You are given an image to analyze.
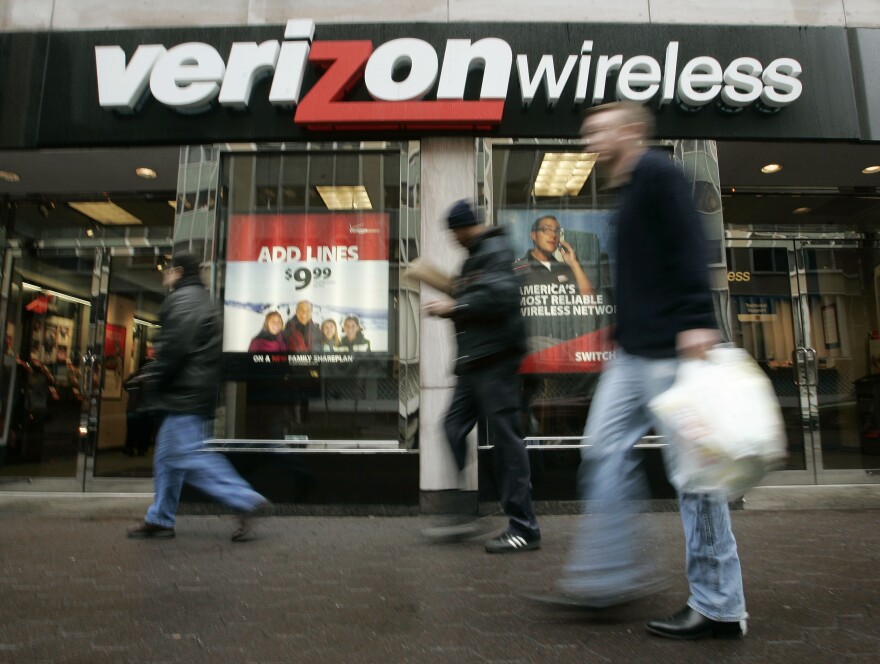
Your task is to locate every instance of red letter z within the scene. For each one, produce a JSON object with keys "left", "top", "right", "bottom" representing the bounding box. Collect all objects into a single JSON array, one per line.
[{"left": 295, "top": 41, "right": 504, "bottom": 131}]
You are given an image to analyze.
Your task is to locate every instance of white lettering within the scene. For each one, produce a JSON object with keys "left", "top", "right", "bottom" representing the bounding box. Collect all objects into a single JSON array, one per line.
[
  {"left": 616, "top": 55, "right": 661, "bottom": 102},
  {"left": 218, "top": 41, "right": 281, "bottom": 109},
  {"left": 660, "top": 41, "right": 679, "bottom": 107},
  {"left": 592, "top": 54, "right": 623, "bottom": 105},
  {"left": 437, "top": 38, "right": 512, "bottom": 100},
  {"left": 269, "top": 20, "right": 314, "bottom": 108},
  {"left": 95, "top": 45, "right": 166, "bottom": 112},
  {"left": 721, "top": 57, "right": 764, "bottom": 108},
  {"left": 573, "top": 41, "right": 593, "bottom": 104},
  {"left": 677, "top": 56, "right": 723, "bottom": 107},
  {"left": 761, "top": 57, "right": 803, "bottom": 108},
  {"left": 94, "top": 25, "right": 804, "bottom": 117},
  {"left": 517, "top": 54, "right": 578, "bottom": 108},
  {"left": 365, "top": 38, "right": 438, "bottom": 101},
  {"left": 150, "top": 42, "right": 225, "bottom": 112}
]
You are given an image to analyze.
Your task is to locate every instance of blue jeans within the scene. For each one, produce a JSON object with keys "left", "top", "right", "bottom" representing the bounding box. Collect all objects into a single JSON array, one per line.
[
  {"left": 560, "top": 349, "right": 746, "bottom": 621},
  {"left": 145, "top": 414, "right": 266, "bottom": 528}
]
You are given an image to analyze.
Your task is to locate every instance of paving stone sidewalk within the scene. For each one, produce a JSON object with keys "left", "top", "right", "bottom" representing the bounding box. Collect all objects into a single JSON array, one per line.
[{"left": 0, "top": 500, "right": 878, "bottom": 663}]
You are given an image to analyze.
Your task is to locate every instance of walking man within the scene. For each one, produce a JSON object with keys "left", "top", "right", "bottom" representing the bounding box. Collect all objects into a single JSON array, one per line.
[
  {"left": 422, "top": 199, "right": 541, "bottom": 553},
  {"left": 128, "top": 251, "right": 269, "bottom": 542},
  {"left": 537, "top": 102, "right": 748, "bottom": 639}
]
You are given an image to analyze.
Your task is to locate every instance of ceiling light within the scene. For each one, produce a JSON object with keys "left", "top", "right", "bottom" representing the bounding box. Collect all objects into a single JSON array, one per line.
[
  {"left": 0, "top": 170, "right": 21, "bottom": 182},
  {"left": 316, "top": 186, "right": 373, "bottom": 210},
  {"left": 68, "top": 201, "right": 142, "bottom": 225},
  {"left": 534, "top": 152, "right": 598, "bottom": 197},
  {"left": 761, "top": 163, "right": 782, "bottom": 174},
  {"left": 167, "top": 200, "right": 177, "bottom": 209},
  {"left": 135, "top": 167, "right": 157, "bottom": 179},
  {"left": 21, "top": 283, "right": 91, "bottom": 306},
  {"left": 793, "top": 207, "right": 811, "bottom": 214},
  {"left": 862, "top": 165, "right": 880, "bottom": 174}
]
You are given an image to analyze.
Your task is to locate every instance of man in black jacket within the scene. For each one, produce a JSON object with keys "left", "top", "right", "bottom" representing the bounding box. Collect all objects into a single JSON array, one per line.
[
  {"left": 423, "top": 200, "right": 541, "bottom": 553},
  {"left": 128, "top": 251, "right": 268, "bottom": 541}
]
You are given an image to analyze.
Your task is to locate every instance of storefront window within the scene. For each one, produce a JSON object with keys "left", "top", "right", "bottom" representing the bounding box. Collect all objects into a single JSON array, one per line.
[
  {"left": 215, "top": 143, "right": 419, "bottom": 449},
  {"left": 485, "top": 140, "right": 618, "bottom": 439}
]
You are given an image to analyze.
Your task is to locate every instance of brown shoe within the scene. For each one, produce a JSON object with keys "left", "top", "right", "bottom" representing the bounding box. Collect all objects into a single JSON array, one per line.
[
  {"left": 231, "top": 501, "right": 271, "bottom": 542},
  {"left": 127, "top": 522, "right": 175, "bottom": 539}
]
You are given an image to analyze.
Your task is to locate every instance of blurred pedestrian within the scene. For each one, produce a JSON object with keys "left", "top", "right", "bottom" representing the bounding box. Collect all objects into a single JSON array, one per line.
[
  {"left": 531, "top": 102, "right": 747, "bottom": 639},
  {"left": 127, "top": 251, "right": 269, "bottom": 542},
  {"left": 422, "top": 199, "right": 541, "bottom": 553}
]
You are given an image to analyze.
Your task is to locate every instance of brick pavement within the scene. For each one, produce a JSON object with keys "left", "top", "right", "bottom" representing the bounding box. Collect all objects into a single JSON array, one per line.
[{"left": 0, "top": 502, "right": 878, "bottom": 663}]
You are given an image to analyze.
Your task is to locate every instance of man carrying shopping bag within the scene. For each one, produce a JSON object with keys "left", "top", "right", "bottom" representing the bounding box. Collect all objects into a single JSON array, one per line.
[{"left": 530, "top": 102, "right": 748, "bottom": 640}]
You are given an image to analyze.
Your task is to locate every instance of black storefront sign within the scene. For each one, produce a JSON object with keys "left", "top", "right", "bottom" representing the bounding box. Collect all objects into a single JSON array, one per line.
[{"left": 0, "top": 22, "right": 866, "bottom": 148}]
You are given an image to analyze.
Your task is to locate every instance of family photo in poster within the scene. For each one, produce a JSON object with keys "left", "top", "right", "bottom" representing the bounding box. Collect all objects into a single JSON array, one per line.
[
  {"left": 223, "top": 213, "right": 390, "bottom": 367},
  {"left": 501, "top": 209, "right": 616, "bottom": 373}
]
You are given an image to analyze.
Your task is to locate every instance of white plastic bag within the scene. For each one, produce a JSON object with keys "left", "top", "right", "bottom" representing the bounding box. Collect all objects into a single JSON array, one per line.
[{"left": 648, "top": 345, "right": 788, "bottom": 499}]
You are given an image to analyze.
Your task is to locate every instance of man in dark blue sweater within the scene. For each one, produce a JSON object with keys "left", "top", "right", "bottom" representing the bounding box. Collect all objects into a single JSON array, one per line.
[{"left": 532, "top": 103, "right": 747, "bottom": 640}]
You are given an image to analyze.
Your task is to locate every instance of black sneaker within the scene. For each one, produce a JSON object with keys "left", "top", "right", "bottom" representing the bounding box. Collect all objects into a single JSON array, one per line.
[
  {"left": 484, "top": 531, "right": 541, "bottom": 554},
  {"left": 127, "top": 522, "right": 175, "bottom": 539}
]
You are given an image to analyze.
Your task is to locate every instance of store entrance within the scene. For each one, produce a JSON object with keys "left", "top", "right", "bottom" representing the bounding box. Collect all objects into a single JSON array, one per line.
[
  {"left": 726, "top": 237, "right": 880, "bottom": 484},
  {"left": 0, "top": 244, "right": 169, "bottom": 491}
]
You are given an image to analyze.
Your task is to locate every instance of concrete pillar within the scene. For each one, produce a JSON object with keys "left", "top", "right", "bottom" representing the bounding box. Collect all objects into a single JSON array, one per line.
[{"left": 418, "top": 137, "right": 479, "bottom": 514}]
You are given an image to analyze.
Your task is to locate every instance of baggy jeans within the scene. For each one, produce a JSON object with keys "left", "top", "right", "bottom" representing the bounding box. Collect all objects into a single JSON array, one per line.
[
  {"left": 145, "top": 414, "right": 266, "bottom": 528},
  {"left": 560, "top": 349, "right": 746, "bottom": 621},
  {"left": 444, "top": 357, "right": 540, "bottom": 538}
]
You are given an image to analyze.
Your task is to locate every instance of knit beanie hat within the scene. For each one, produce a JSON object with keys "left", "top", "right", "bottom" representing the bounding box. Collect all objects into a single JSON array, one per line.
[{"left": 446, "top": 199, "right": 479, "bottom": 229}]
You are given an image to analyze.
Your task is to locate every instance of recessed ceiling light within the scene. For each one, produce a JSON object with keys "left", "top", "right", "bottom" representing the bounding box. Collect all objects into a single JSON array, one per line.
[
  {"left": 862, "top": 165, "right": 880, "bottom": 174},
  {"left": 68, "top": 201, "right": 142, "bottom": 225},
  {"left": 793, "top": 207, "right": 811, "bottom": 214},
  {"left": 0, "top": 170, "right": 21, "bottom": 182},
  {"left": 316, "top": 185, "right": 373, "bottom": 210},
  {"left": 135, "top": 167, "right": 157, "bottom": 179},
  {"left": 761, "top": 164, "right": 782, "bottom": 174},
  {"left": 533, "top": 152, "right": 599, "bottom": 197}
]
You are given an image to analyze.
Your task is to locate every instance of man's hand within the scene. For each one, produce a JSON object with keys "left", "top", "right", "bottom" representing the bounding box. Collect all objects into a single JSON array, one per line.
[
  {"left": 423, "top": 298, "right": 456, "bottom": 318},
  {"left": 559, "top": 240, "right": 579, "bottom": 267},
  {"left": 676, "top": 328, "right": 721, "bottom": 359}
]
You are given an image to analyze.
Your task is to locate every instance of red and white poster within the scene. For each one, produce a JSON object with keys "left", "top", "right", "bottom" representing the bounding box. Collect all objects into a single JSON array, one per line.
[
  {"left": 503, "top": 208, "right": 617, "bottom": 374},
  {"left": 223, "top": 213, "right": 390, "bottom": 360}
]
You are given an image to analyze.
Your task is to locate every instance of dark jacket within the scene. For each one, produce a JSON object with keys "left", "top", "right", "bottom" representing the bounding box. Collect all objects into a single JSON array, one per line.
[
  {"left": 248, "top": 330, "right": 287, "bottom": 353},
  {"left": 613, "top": 149, "right": 717, "bottom": 358},
  {"left": 142, "top": 275, "right": 222, "bottom": 416},
  {"left": 284, "top": 319, "right": 321, "bottom": 352},
  {"left": 449, "top": 226, "right": 527, "bottom": 374}
]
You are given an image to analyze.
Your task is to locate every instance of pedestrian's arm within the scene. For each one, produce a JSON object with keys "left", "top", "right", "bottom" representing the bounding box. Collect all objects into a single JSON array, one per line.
[
  {"left": 446, "top": 253, "right": 520, "bottom": 324},
  {"left": 146, "top": 299, "right": 197, "bottom": 388}
]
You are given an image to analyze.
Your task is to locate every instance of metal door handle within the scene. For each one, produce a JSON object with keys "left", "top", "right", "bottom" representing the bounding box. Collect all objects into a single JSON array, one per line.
[{"left": 793, "top": 347, "right": 818, "bottom": 387}]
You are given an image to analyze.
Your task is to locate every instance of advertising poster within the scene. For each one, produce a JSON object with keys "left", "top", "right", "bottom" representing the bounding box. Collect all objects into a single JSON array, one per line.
[
  {"left": 223, "top": 213, "right": 390, "bottom": 372},
  {"left": 501, "top": 209, "right": 616, "bottom": 373},
  {"left": 103, "top": 323, "right": 126, "bottom": 398}
]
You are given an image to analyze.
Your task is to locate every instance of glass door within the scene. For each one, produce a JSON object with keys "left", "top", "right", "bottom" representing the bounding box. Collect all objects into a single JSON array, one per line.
[
  {"left": 796, "top": 240, "right": 880, "bottom": 482},
  {"left": 0, "top": 247, "right": 101, "bottom": 489},
  {"left": 0, "top": 244, "right": 168, "bottom": 491},
  {"left": 726, "top": 237, "right": 880, "bottom": 485}
]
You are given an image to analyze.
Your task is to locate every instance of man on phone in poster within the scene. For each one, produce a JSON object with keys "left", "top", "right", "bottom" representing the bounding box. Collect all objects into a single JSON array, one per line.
[{"left": 513, "top": 215, "right": 594, "bottom": 298}]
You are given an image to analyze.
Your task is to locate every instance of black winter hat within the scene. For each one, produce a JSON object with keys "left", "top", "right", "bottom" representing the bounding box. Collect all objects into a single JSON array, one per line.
[
  {"left": 446, "top": 199, "right": 479, "bottom": 229},
  {"left": 170, "top": 251, "right": 201, "bottom": 277}
]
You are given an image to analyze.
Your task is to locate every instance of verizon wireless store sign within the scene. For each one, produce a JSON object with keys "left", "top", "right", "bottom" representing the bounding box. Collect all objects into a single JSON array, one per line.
[
  {"left": 94, "top": 19, "right": 802, "bottom": 131},
  {"left": 13, "top": 21, "right": 861, "bottom": 146}
]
